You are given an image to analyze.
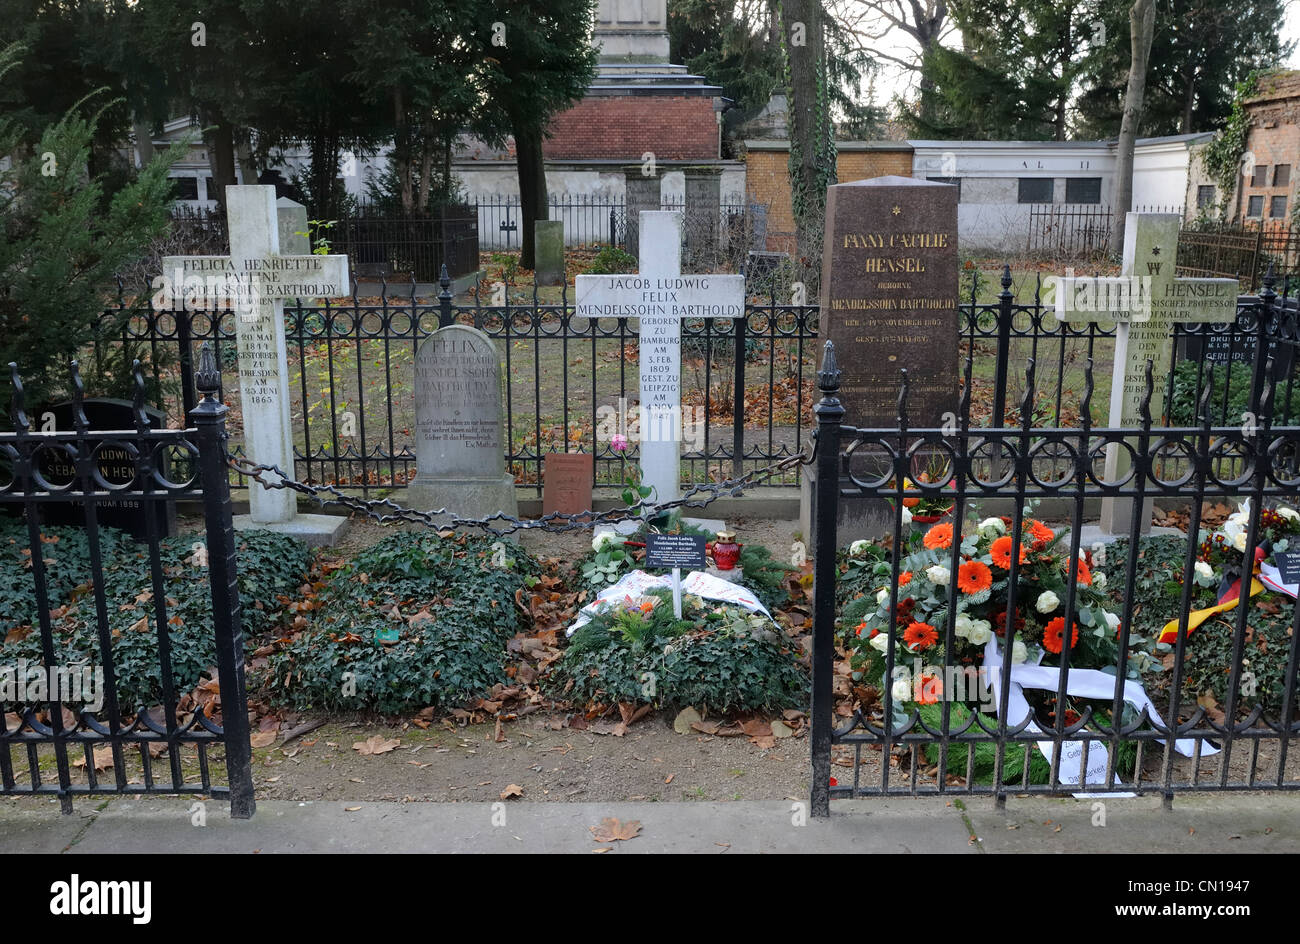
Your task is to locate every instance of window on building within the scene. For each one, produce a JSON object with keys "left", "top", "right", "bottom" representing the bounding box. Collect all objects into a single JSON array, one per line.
[
  {"left": 1275, "top": 165, "right": 1292, "bottom": 187},
  {"left": 1065, "top": 177, "right": 1102, "bottom": 204},
  {"left": 1018, "top": 178, "right": 1054, "bottom": 204},
  {"left": 927, "top": 176, "right": 962, "bottom": 201},
  {"left": 1271, "top": 195, "right": 1288, "bottom": 218},
  {"left": 1196, "top": 185, "right": 1216, "bottom": 208},
  {"left": 1247, "top": 195, "right": 1265, "bottom": 217},
  {"left": 203, "top": 177, "right": 215, "bottom": 201},
  {"left": 170, "top": 176, "right": 198, "bottom": 200},
  {"left": 1252, "top": 164, "right": 1270, "bottom": 188}
]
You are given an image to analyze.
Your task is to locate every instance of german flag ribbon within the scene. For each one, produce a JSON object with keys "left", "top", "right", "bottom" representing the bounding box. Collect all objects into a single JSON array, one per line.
[{"left": 1159, "top": 565, "right": 1267, "bottom": 644}]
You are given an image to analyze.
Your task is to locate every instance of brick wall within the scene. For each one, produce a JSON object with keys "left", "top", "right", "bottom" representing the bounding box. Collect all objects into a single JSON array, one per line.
[
  {"left": 744, "top": 145, "right": 914, "bottom": 250},
  {"left": 1242, "top": 76, "right": 1300, "bottom": 226},
  {"left": 544, "top": 96, "right": 718, "bottom": 161}
]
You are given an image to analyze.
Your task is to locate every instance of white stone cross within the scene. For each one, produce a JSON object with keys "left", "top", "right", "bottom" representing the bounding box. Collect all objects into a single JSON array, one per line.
[
  {"left": 574, "top": 211, "right": 744, "bottom": 504},
  {"left": 162, "top": 185, "right": 349, "bottom": 527},
  {"left": 1053, "top": 212, "right": 1239, "bottom": 533}
]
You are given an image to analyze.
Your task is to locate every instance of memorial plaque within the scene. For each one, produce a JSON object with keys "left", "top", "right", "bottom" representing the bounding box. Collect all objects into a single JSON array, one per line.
[
  {"left": 37, "top": 399, "right": 176, "bottom": 539},
  {"left": 406, "top": 324, "right": 518, "bottom": 520},
  {"left": 542, "top": 452, "right": 594, "bottom": 516},
  {"left": 1179, "top": 324, "right": 1295, "bottom": 378},
  {"left": 819, "top": 176, "right": 958, "bottom": 428},
  {"left": 644, "top": 533, "right": 707, "bottom": 570}
]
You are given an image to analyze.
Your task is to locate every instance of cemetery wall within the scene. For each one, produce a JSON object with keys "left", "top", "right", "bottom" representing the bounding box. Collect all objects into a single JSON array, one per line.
[
  {"left": 1238, "top": 74, "right": 1300, "bottom": 225},
  {"left": 742, "top": 141, "right": 914, "bottom": 250},
  {"left": 543, "top": 95, "right": 718, "bottom": 160}
]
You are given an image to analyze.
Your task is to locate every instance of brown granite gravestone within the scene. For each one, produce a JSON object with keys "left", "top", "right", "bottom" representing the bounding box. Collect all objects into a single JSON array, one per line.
[
  {"left": 801, "top": 176, "right": 960, "bottom": 545},
  {"left": 819, "top": 176, "right": 959, "bottom": 427},
  {"left": 542, "top": 452, "right": 593, "bottom": 516}
]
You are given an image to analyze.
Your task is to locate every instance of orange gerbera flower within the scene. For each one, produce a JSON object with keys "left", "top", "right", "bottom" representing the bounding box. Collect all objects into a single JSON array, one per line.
[
  {"left": 903, "top": 621, "right": 939, "bottom": 649},
  {"left": 1027, "top": 519, "right": 1055, "bottom": 549},
  {"left": 1072, "top": 555, "right": 1092, "bottom": 586},
  {"left": 899, "top": 570, "right": 912, "bottom": 587},
  {"left": 989, "top": 535, "right": 1029, "bottom": 569},
  {"left": 916, "top": 672, "right": 943, "bottom": 705},
  {"left": 855, "top": 621, "right": 866, "bottom": 637},
  {"left": 1042, "top": 616, "right": 1079, "bottom": 654},
  {"left": 923, "top": 522, "right": 954, "bottom": 550},
  {"left": 957, "top": 559, "right": 993, "bottom": 594}
]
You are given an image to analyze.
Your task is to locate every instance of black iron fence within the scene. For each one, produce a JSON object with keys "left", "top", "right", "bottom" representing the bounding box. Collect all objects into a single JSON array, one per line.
[
  {"left": 1178, "top": 222, "right": 1300, "bottom": 293},
  {"left": 85, "top": 265, "right": 1300, "bottom": 497},
  {"left": 0, "top": 353, "right": 255, "bottom": 817},
  {"left": 808, "top": 324, "right": 1300, "bottom": 814},
  {"left": 1027, "top": 204, "right": 1185, "bottom": 259}
]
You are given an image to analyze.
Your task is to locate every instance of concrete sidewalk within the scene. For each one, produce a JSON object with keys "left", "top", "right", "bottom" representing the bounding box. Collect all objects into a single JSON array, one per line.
[{"left": 3, "top": 793, "right": 1298, "bottom": 853}]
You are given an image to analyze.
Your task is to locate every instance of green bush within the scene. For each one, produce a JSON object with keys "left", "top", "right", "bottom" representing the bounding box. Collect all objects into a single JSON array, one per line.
[
  {"left": 1168, "top": 359, "right": 1300, "bottom": 427},
  {"left": 549, "top": 588, "right": 807, "bottom": 713},
  {"left": 0, "top": 521, "right": 311, "bottom": 710},
  {"left": 582, "top": 245, "right": 637, "bottom": 275},
  {"left": 266, "top": 532, "right": 538, "bottom": 714}
]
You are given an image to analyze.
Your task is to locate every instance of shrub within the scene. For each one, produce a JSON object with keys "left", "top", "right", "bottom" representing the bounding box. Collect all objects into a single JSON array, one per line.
[
  {"left": 582, "top": 245, "right": 637, "bottom": 275},
  {"left": 0, "top": 521, "right": 311, "bottom": 710},
  {"left": 265, "top": 532, "right": 538, "bottom": 714},
  {"left": 549, "top": 588, "right": 807, "bottom": 713}
]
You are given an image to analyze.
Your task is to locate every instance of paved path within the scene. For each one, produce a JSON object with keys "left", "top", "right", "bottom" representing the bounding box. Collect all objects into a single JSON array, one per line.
[{"left": 3, "top": 793, "right": 1297, "bottom": 853}]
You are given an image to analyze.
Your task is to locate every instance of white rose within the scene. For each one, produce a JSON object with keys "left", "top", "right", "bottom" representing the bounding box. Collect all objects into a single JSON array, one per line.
[
  {"left": 876, "top": 588, "right": 890, "bottom": 607},
  {"left": 1104, "top": 611, "right": 1121, "bottom": 631},
  {"left": 850, "top": 539, "right": 870, "bottom": 555},
  {"left": 1093, "top": 572, "right": 1106, "bottom": 589},
  {"left": 890, "top": 676, "right": 912, "bottom": 702},
  {"left": 1194, "top": 560, "right": 1213, "bottom": 580},
  {"left": 1278, "top": 506, "right": 1299, "bottom": 521},
  {"left": 869, "top": 633, "right": 890, "bottom": 653},
  {"left": 926, "top": 564, "right": 951, "bottom": 586},
  {"left": 592, "top": 531, "right": 618, "bottom": 552},
  {"left": 954, "top": 615, "right": 973, "bottom": 639},
  {"left": 979, "top": 517, "right": 1006, "bottom": 536},
  {"left": 1233, "top": 531, "right": 1248, "bottom": 552},
  {"left": 968, "top": 621, "right": 993, "bottom": 645},
  {"left": 1011, "top": 641, "right": 1028, "bottom": 664},
  {"left": 901, "top": 505, "right": 913, "bottom": 527},
  {"left": 1036, "top": 590, "right": 1060, "bottom": 614}
]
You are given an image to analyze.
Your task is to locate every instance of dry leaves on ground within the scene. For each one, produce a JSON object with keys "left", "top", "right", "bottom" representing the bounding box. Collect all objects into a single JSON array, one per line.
[
  {"left": 353, "top": 735, "right": 401, "bottom": 755},
  {"left": 590, "top": 817, "right": 641, "bottom": 842}
]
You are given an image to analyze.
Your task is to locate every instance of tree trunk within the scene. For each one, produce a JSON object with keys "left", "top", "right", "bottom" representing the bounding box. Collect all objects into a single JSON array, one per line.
[
  {"left": 395, "top": 87, "right": 414, "bottom": 213},
  {"left": 235, "top": 138, "right": 259, "bottom": 187},
  {"left": 1110, "top": 0, "right": 1156, "bottom": 257},
  {"left": 203, "top": 115, "right": 239, "bottom": 211},
  {"left": 514, "top": 122, "right": 549, "bottom": 270},
  {"left": 418, "top": 146, "right": 433, "bottom": 212},
  {"left": 780, "top": 0, "right": 835, "bottom": 274},
  {"left": 1181, "top": 68, "right": 1197, "bottom": 134}
]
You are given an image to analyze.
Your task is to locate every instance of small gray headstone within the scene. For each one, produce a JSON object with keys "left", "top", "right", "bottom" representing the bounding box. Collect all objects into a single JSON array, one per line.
[
  {"left": 534, "top": 220, "right": 564, "bottom": 287},
  {"left": 277, "top": 197, "right": 310, "bottom": 255},
  {"left": 407, "top": 325, "right": 518, "bottom": 522}
]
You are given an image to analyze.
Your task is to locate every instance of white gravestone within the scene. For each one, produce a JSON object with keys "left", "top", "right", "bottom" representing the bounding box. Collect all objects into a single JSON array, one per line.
[
  {"left": 405, "top": 325, "right": 518, "bottom": 523},
  {"left": 1053, "top": 212, "right": 1239, "bottom": 535},
  {"left": 162, "top": 185, "right": 350, "bottom": 545},
  {"left": 574, "top": 211, "right": 744, "bottom": 506}
]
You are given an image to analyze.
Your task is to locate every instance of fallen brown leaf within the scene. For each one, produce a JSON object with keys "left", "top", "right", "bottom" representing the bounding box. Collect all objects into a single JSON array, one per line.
[
  {"left": 353, "top": 735, "right": 400, "bottom": 755},
  {"left": 589, "top": 817, "right": 641, "bottom": 842}
]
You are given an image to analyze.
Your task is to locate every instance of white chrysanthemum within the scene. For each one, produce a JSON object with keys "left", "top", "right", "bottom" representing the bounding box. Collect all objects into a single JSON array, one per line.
[
  {"left": 1036, "top": 590, "right": 1060, "bottom": 614},
  {"left": 850, "top": 539, "right": 870, "bottom": 555},
  {"left": 1194, "top": 560, "right": 1213, "bottom": 579},
  {"left": 926, "top": 564, "right": 951, "bottom": 586},
  {"left": 592, "top": 531, "right": 619, "bottom": 552},
  {"left": 979, "top": 517, "right": 1006, "bottom": 537}
]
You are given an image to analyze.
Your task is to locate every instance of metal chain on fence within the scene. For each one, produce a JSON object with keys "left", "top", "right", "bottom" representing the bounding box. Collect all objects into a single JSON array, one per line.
[{"left": 228, "top": 448, "right": 815, "bottom": 537}]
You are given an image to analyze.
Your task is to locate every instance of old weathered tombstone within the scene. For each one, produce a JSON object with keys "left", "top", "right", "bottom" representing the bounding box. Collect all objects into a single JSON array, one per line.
[
  {"left": 574, "top": 210, "right": 745, "bottom": 505},
  {"left": 37, "top": 399, "right": 177, "bottom": 539},
  {"left": 406, "top": 324, "right": 518, "bottom": 522},
  {"left": 276, "top": 197, "right": 310, "bottom": 255},
  {"left": 1053, "top": 212, "right": 1239, "bottom": 536},
  {"left": 542, "top": 452, "right": 594, "bottom": 516},
  {"left": 800, "top": 176, "right": 960, "bottom": 544},
  {"left": 623, "top": 165, "right": 663, "bottom": 259},
  {"left": 534, "top": 220, "right": 565, "bottom": 287},
  {"left": 162, "top": 184, "right": 351, "bottom": 546}
]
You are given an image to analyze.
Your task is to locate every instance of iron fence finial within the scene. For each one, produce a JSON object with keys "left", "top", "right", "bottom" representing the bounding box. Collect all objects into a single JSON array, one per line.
[
  {"left": 817, "top": 340, "right": 841, "bottom": 393},
  {"left": 1082, "top": 358, "right": 1094, "bottom": 429},
  {"left": 68, "top": 360, "right": 88, "bottom": 432},
  {"left": 131, "top": 359, "right": 149, "bottom": 431},
  {"left": 1197, "top": 363, "right": 1215, "bottom": 428},
  {"left": 1019, "top": 358, "right": 1037, "bottom": 428},
  {"left": 196, "top": 342, "right": 221, "bottom": 397},
  {"left": 1139, "top": 359, "right": 1155, "bottom": 426},
  {"left": 8, "top": 362, "right": 28, "bottom": 433},
  {"left": 897, "top": 367, "right": 910, "bottom": 430}
]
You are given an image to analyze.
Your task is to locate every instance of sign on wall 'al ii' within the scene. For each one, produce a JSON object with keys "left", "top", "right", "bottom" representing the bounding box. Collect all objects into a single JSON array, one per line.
[{"left": 820, "top": 176, "right": 959, "bottom": 429}]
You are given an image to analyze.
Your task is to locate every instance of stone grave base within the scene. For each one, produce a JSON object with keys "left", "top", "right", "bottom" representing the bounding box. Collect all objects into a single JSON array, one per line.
[
  {"left": 800, "top": 466, "right": 898, "bottom": 548},
  {"left": 1078, "top": 522, "right": 1184, "bottom": 547},
  {"left": 405, "top": 474, "right": 518, "bottom": 525},
  {"left": 234, "top": 513, "right": 351, "bottom": 548}
]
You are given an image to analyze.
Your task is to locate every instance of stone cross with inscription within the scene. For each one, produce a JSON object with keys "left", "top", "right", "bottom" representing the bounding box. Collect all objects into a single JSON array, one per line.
[
  {"left": 163, "top": 186, "right": 350, "bottom": 543},
  {"left": 1054, "top": 212, "right": 1239, "bottom": 534},
  {"left": 574, "top": 211, "right": 744, "bottom": 504}
]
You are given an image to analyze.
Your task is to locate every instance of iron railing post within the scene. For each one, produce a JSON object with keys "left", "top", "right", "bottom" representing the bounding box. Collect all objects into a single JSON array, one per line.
[
  {"left": 190, "top": 343, "right": 256, "bottom": 819},
  {"left": 1251, "top": 263, "right": 1277, "bottom": 420},
  {"left": 810, "top": 340, "right": 844, "bottom": 818},
  {"left": 732, "top": 306, "right": 747, "bottom": 480},
  {"left": 439, "top": 264, "right": 454, "bottom": 328},
  {"left": 993, "top": 264, "right": 1014, "bottom": 428}
]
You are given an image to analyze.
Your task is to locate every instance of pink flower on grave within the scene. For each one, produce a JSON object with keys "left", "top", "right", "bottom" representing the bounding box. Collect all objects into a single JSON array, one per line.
[{"left": 610, "top": 433, "right": 629, "bottom": 452}]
